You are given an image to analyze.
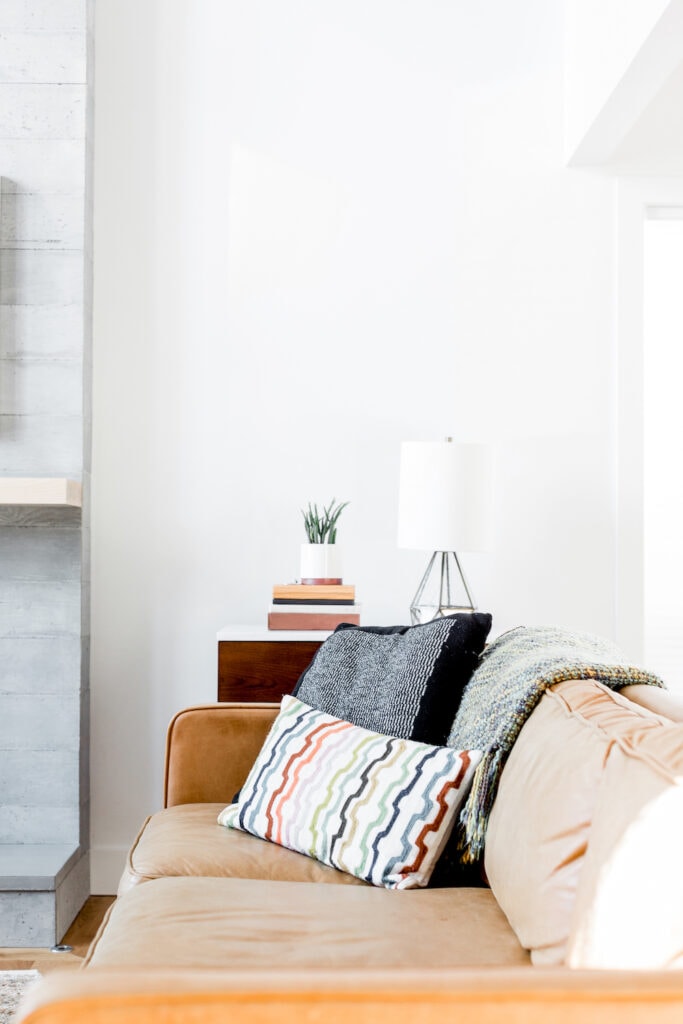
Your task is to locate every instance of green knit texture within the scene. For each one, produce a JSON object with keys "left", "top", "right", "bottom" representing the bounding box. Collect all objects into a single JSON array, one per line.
[{"left": 447, "top": 625, "right": 665, "bottom": 864}]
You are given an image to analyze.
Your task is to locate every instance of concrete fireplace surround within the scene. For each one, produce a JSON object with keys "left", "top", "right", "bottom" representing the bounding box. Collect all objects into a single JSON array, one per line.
[{"left": 0, "top": 0, "right": 94, "bottom": 945}]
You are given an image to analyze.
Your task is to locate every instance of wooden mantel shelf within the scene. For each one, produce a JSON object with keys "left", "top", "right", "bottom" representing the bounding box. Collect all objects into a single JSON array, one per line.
[{"left": 0, "top": 477, "right": 82, "bottom": 507}]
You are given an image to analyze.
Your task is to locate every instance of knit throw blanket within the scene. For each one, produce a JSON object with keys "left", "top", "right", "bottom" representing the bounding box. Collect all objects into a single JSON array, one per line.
[{"left": 447, "top": 625, "right": 665, "bottom": 864}]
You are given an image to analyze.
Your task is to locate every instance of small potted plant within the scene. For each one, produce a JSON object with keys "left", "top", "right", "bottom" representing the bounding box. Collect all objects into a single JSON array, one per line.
[{"left": 300, "top": 499, "right": 349, "bottom": 584}]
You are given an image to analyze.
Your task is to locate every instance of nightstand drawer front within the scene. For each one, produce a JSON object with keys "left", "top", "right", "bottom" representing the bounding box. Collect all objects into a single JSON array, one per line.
[{"left": 217, "top": 640, "right": 322, "bottom": 702}]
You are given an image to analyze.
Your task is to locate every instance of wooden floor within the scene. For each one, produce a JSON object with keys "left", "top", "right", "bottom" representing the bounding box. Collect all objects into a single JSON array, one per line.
[{"left": 0, "top": 896, "right": 115, "bottom": 974}]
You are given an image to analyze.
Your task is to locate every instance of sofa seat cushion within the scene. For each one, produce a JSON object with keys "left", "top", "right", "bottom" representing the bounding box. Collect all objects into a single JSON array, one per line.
[
  {"left": 90, "top": 876, "right": 530, "bottom": 970},
  {"left": 118, "top": 804, "right": 368, "bottom": 895}
]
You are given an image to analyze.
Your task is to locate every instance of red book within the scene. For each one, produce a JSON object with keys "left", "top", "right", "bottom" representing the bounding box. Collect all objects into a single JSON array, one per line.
[{"left": 267, "top": 611, "right": 361, "bottom": 631}]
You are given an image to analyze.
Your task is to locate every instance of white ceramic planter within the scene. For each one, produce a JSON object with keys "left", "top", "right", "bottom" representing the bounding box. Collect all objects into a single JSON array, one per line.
[{"left": 300, "top": 543, "right": 342, "bottom": 584}]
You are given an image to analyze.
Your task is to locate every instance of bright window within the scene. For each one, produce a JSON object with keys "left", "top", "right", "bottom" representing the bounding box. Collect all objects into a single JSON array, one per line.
[{"left": 643, "top": 212, "right": 683, "bottom": 693}]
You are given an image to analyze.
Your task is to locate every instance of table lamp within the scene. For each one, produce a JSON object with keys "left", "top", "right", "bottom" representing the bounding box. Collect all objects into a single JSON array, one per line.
[{"left": 397, "top": 438, "right": 493, "bottom": 624}]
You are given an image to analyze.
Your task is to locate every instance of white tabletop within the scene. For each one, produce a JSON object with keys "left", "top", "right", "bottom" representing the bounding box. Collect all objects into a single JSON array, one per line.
[{"left": 217, "top": 625, "right": 332, "bottom": 642}]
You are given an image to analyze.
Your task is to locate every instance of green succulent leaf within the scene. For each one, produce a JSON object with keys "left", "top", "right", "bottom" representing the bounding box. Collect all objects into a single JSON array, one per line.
[{"left": 301, "top": 498, "right": 349, "bottom": 544}]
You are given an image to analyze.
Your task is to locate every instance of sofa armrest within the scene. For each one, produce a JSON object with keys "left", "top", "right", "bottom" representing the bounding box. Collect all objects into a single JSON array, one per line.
[
  {"left": 17, "top": 967, "right": 683, "bottom": 1024},
  {"left": 163, "top": 702, "right": 278, "bottom": 807}
]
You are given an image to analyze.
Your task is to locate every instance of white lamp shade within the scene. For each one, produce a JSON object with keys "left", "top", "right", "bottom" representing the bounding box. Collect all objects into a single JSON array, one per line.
[{"left": 397, "top": 441, "right": 493, "bottom": 553}]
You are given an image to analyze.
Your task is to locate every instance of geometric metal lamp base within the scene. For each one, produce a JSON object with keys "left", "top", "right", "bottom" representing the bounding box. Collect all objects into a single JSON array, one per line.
[{"left": 409, "top": 550, "right": 477, "bottom": 626}]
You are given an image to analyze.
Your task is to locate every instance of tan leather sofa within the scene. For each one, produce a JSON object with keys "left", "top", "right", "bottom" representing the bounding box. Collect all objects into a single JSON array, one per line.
[{"left": 18, "top": 679, "right": 683, "bottom": 1024}]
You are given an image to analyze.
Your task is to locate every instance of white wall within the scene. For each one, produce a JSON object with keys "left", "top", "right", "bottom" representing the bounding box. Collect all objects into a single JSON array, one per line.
[
  {"left": 564, "top": 0, "right": 683, "bottom": 165},
  {"left": 91, "top": 0, "right": 617, "bottom": 892},
  {"left": 564, "top": 0, "right": 668, "bottom": 158}
]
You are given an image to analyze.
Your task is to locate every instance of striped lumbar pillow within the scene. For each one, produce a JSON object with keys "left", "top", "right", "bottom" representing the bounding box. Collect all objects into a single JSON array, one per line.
[{"left": 218, "top": 695, "right": 481, "bottom": 890}]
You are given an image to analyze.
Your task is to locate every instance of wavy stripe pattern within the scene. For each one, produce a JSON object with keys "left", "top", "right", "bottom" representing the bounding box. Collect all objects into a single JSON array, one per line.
[{"left": 218, "top": 695, "right": 481, "bottom": 890}]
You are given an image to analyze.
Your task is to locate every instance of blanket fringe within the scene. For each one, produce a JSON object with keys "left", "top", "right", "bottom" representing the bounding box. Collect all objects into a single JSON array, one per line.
[{"left": 457, "top": 746, "right": 505, "bottom": 865}]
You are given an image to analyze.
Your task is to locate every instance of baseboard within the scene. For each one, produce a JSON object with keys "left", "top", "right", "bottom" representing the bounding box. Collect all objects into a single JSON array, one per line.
[{"left": 89, "top": 845, "right": 128, "bottom": 895}]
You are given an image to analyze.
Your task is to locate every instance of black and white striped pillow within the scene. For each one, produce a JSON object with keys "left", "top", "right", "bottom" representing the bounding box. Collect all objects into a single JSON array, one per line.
[{"left": 294, "top": 613, "right": 492, "bottom": 746}]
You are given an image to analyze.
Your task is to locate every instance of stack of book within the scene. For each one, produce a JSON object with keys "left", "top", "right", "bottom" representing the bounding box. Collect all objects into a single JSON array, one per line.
[{"left": 268, "top": 583, "right": 361, "bottom": 631}]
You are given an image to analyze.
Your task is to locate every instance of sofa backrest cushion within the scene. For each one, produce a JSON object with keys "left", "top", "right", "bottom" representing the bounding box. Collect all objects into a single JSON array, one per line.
[
  {"left": 218, "top": 694, "right": 481, "bottom": 890},
  {"left": 484, "top": 678, "right": 669, "bottom": 966},
  {"left": 566, "top": 714, "right": 683, "bottom": 969},
  {"left": 164, "top": 703, "right": 279, "bottom": 807}
]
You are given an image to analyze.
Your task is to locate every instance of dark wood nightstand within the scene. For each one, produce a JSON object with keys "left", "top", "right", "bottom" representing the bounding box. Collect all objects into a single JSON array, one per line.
[{"left": 216, "top": 626, "right": 330, "bottom": 702}]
